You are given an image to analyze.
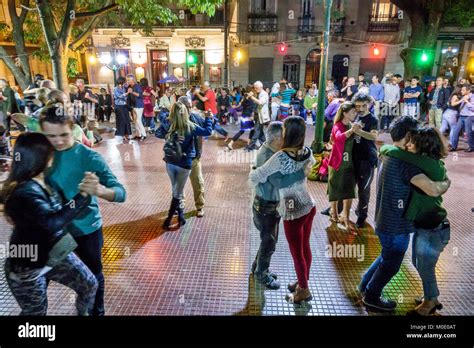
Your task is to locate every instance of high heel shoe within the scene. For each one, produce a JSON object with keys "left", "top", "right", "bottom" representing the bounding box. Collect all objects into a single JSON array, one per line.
[
  {"left": 407, "top": 305, "right": 439, "bottom": 316},
  {"left": 339, "top": 216, "right": 357, "bottom": 235},
  {"left": 414, "top": 297, "right": 443, "bottom": 310}
]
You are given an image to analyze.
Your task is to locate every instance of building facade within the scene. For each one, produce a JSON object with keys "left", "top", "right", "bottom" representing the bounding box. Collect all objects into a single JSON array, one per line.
[
  {"left": 89, "top": 8, "right": 227, "bottom": 90},
  {"left": 229, "top": 0, "right": 410, "bottom": 89},
  {"left": 228, "top": 0, "right": 474, "bottom": 89}
]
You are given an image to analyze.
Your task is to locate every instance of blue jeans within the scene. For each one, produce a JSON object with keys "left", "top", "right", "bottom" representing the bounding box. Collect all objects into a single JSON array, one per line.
[
  {"left": 412, "top": 222, "right": 450, "bottom": 300},
  {"left": 212, "top": 114, "right": 228, "bottom": 137},
  {"left": 440, "top": 109, "right": 458, "bottom": 146},
  {"left": 452, "top": 115, "right": 474, "bottom": 150},
  {"left": 166, "top": 163, "right": 191, "bottom": 200},
  {"left": 359, "top": 231, "right": 411, "bottom": 299}
]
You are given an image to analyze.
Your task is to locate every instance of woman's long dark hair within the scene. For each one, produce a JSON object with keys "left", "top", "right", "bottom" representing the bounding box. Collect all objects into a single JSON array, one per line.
[
  {"left": 1, "top": 132, "right": 54, "bottom": 206},
  {"left": 140, "top": 78, "right": 149, "bottom": 88},
  {"left": 116, "top": 76, "right": 126, "bottom": 87},
  {"left": 409, "top": 127, "right": 448, "bottom": 160},
  {"left": 281, "top": 116, "right": 306, "bottom": 152}
]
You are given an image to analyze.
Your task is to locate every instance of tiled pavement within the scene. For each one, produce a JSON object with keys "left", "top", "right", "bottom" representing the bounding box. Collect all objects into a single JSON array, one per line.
[{"left": 0, "top": 123, "right": 473, "bottom": 316}]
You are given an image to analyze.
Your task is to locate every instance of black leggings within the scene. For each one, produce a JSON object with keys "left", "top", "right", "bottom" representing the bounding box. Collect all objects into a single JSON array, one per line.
[{"left": 232, "top": 129, "right": 254, "bottom": 142}]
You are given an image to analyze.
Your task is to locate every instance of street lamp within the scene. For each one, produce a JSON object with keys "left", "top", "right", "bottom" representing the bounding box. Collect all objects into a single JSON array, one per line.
[{"left": 99, "top": 51, "right": 128, "bottom": 84}]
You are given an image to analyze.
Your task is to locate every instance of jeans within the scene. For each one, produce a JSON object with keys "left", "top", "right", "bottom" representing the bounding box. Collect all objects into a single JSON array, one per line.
[
  {"left": 4, "top": 253, "right": 98, "bottom": 316},
  {"left": 283, "top": 207, "right": 316, "bottom": 289},
  {"left": 247, "top": 118, "right": 266, "bottom": 149},
  {"left": 359, "top": 231, "right": 411, "bottom": 299},
  {"left": 354, "top": 160, "right": 375, "bottom": 221},
  {"left": 404, "top": 103, "right": 420, "bottom": 119},
  {"left": 212, "top": 114, "right": 228, "bottom": 137},
  {"left": 412, "top": 221, "right": 450, "bottom": 300},
  {"left": 380, "top": 103, "right": 398, "bottom": 130},
  {"left": 189, "top": 158, "right": 205, "bottom": 210},
  {"left": 440, "top": 109, "right": 458, "bottom": 146},
  {"left": 74, "top": 228, "right": 105, "bottom": 316},
  {"left": 252, "top": 199, "right": 281, "bottom": 281},
  {"left": 166, "top": 162, "right": 191, "bottom": 200},
  {"left": 452, "top": 115, "right": 474, "bottom": 150}
]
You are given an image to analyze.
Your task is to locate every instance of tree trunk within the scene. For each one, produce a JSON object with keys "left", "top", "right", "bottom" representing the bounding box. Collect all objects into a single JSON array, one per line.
[
  {"left": 401, "top": 14, "right": 442, "bottom": 79},
  {"left": 392, "top": 0, "right": 445, "bottom": 79},
  {"left": 52, "top": 51, "right": 69, "bottom": 92}
]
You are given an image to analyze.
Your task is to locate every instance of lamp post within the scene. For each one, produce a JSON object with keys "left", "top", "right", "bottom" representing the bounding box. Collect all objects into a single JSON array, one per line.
[
  {"left": 99, "top": 50, "right": 128, "bottom": 85},
  {"left": 311, "top": 0, "right": 333, "bottom": 154}
]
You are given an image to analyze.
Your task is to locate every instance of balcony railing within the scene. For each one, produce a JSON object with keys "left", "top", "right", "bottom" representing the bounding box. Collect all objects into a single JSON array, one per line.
[
  {"left": 297, "top": 17, "right": 345, "bottom": 35},
  {"left": 368, "top": 14, "right": 400, "bottom": 32},
  {"left": 248, "top": 13, "right": 278, "bottom": 32}
]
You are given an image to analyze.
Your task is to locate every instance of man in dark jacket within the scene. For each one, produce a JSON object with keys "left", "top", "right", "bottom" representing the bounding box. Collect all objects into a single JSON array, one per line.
[
  {"left": 98, "top": 88, "right": 112, "bottom": 122},
  {"left": 427, "top": 77, "right": 450, "bottom": 129}
]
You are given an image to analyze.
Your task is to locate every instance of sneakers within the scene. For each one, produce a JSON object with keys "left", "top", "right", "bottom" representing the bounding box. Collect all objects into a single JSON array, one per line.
[
  {"left": 196, "top": 209, "right": 204, "bottom": 218},
  {"left": 362, "top": 295, "right": 397, "bottom": 311},
  {"left": 259, "top": 275, "right": 280, "bottom": 290}
]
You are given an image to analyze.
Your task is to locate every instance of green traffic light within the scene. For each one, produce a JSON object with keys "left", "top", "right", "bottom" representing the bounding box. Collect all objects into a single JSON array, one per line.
[
  {"left": 187, "top": 54, "right": 196, "bottom": 64},
  {"left": 421, "top": 52, "right": 428, "bottom": 62}
]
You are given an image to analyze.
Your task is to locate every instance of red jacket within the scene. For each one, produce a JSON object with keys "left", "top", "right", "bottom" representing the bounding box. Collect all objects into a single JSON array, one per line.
[{"left": 328, "top": 121, "right": 348, "bottom": 171}]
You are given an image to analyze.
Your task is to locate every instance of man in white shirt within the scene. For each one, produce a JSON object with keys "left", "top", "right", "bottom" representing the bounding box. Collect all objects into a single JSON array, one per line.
[{"left": 246, "top": 81, "right": 270, "bottom": 151}]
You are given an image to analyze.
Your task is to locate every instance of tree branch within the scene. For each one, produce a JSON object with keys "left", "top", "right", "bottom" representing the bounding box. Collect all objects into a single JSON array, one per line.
[
  {"left": 59, "top": 0, "right": 76, "bottom": 47},
  {"left": 69, "top": 16, "right": 99, "bottom": 50},
  {"left": 74, "top": 3, "right": 118, "bottom": 19},
  {"left": 35, "top": 0, "right": 59, "bottom": 53}
]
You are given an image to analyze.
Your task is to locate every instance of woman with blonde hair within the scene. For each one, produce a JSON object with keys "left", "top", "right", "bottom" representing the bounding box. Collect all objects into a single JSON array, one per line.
[
  {"left": 162, "top": 102, "right": 213, "bottom": 229},
  {"left": 327, "top": 101, "right": 360, "bottom": 232}
]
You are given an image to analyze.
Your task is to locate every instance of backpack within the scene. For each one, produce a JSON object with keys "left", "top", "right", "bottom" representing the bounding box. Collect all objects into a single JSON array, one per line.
[{"left": 163, "top": 132, "right": 183, "bottom": 164}]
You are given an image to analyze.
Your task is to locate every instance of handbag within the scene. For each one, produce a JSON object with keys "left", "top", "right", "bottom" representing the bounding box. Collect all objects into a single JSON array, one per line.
[{"left": 46, "top": 233, "right": 78, "bottom": 268}]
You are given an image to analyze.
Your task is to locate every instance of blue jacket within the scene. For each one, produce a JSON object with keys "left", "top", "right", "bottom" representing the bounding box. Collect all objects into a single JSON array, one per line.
[{"left": 163, "top": 116, "right": 212, "bottom": 169}]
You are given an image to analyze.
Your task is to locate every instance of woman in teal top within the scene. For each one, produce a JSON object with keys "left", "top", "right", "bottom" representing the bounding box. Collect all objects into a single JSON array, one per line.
[{"left": 380, "top": 127, "right": 450, "bottom": 316}]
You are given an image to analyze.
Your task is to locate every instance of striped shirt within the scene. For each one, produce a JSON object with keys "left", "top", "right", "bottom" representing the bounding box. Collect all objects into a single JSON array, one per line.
[
  {"left": 375, "top": 155, "right": 421, "bottom": 235},
  {"left": 272, "top": 88, "right": 296, "bottom": 105}
]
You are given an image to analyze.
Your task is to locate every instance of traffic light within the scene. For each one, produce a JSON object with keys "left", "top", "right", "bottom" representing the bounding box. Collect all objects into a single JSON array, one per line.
[
  {"left": 421, "top": 51, "right": 428, "bottom": 62},
  {"left": 373, "top": 45, "right": 380, "bottom": 56},
  {"left": 277, "top": 43, "right": 287, "bottom": 55},
  {"left": 187, "top": 53, "right": 197, "bottom": 64}
]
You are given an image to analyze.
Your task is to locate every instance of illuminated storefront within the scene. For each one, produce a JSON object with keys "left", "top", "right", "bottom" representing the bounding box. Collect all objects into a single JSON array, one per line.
[{"left": 88, "top": 28, "right": 225, "bottom": 90}]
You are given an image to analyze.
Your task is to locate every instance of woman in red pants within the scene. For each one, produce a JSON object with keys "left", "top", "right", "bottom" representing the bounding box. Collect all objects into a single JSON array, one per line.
[{"left": 249, "top": 116, "right": 316, "bottom": 304}]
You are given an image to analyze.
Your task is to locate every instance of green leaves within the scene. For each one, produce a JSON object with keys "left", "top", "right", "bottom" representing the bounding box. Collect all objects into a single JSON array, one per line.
[
  {"left": 67, "top": 57, "right": 80, "bottom": 78},
  {"left": 444, "top": 0, "right": 474, "bottom": 27}
]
